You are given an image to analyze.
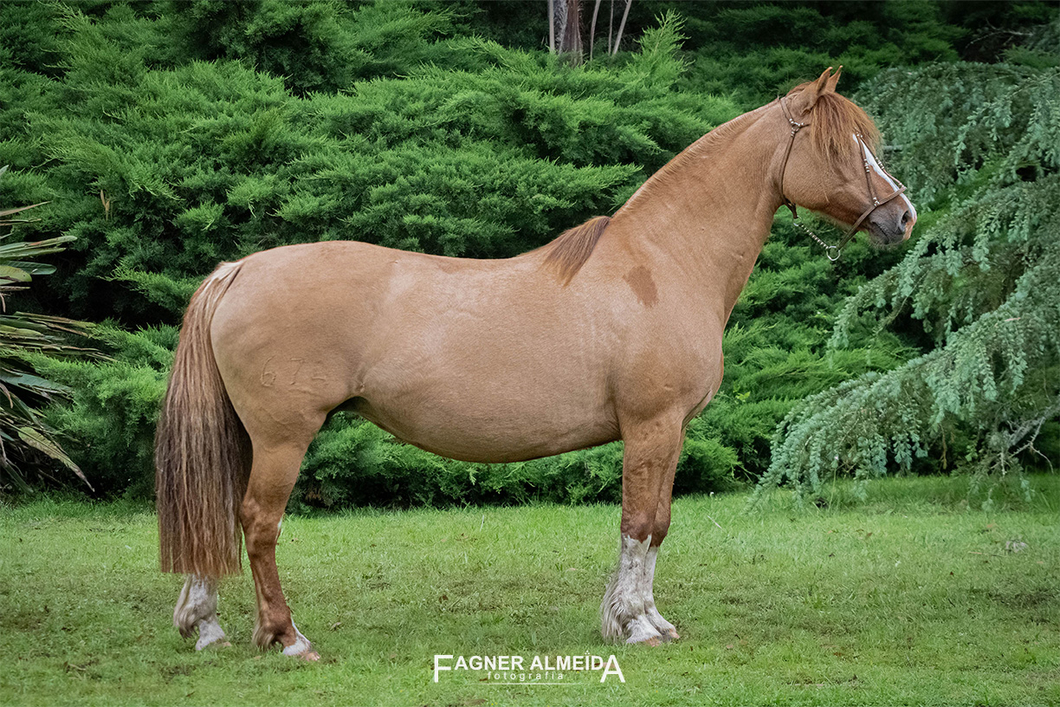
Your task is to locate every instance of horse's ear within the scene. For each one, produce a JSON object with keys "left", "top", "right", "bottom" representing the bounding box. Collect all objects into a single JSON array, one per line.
[
  {"left": 824, "top": 66, "right": 842, "bottom": 94},
  {"left": 788, "top": 66, "right": 834, "bottom": 115},
  {"left": 813, "top": 67, "right": 834, "bottom": 91}
]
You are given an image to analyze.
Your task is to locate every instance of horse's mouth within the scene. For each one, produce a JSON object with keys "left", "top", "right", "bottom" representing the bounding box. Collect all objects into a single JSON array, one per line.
[
  {"left": 865, "top": 202, "right": 916, "bottom": 247},
  {"left": 865, "top": 220, "right": 910, "bottom": 248}
]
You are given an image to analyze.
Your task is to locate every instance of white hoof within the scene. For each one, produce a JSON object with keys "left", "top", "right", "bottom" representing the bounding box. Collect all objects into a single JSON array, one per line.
[
  {"left": 646, "top": 606, "right": 679, "bottom": 640},
  {"left": 281, "top": 624, "right": 319, "bottom": 661},
  {"left": 194, "top": 616, "right": 229, "bottom": 650},
  {"left": 625, "top": 615, "right": 663, "bottom": 645},
  {"left": 174, "top": 575, "right": 230, "bottom": 649}
]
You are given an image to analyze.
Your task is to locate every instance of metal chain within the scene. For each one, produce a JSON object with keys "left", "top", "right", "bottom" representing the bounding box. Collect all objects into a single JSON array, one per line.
[
  {"left": 778, "top": 97, "right": 840, "bottom": 262},
  {"left": 779, "top": 101, "right": 902, "bottom": 263},
  {"left": 791, "top": 216, "right": 841, "bottom": 261}
]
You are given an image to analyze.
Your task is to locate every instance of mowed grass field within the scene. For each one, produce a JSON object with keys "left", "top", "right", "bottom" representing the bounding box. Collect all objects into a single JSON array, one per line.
[{"left": 1, "top": 475, "right": 1058, "bottom": 707}]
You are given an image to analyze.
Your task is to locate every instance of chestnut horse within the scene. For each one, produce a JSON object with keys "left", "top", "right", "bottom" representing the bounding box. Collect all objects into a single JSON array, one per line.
[{"left": 157, "top": 68, "right": 916, "bottom": 659}]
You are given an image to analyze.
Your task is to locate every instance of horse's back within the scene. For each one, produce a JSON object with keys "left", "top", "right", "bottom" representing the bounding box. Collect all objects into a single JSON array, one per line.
[{"left": 208, "top": 240, "right": 621, "bottom": 460}]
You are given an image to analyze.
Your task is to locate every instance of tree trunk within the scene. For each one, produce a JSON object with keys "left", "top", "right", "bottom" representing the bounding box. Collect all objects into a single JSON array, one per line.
[
  {"left": 563, "top": 0, "right": 583, "bottom": 62},
  {"left": 608, "top": 0, "right": 614, "bottom": 54},
  {"left": 612, "top": 0, "right": 632, "bottom": 55},
  {"left": 549, "top": 0, "right": 583, "bottom": 61},
  {"left": 589, "top": 0, "right": 602, "bottom": 60},
  {"left": 548, "top": 0, "right": 556, "bottom": 52}
]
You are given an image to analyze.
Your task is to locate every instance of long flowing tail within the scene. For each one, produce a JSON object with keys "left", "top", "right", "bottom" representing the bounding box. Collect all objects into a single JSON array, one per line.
[{"left": 156, "top": 261, "right": 250, "bottom": 577}]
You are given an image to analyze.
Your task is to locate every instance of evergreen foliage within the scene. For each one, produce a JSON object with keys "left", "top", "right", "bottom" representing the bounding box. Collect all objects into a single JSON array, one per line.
[
  {"left": 461, "top": 1, "right": 1055, "bottom": 103},
  {"left": 676, "top": 1, "right": 963, "bottom": 104},
  {"left": 758, "top": 62, "right": 1060, "bottom": 506},
  {"left": 0, "top": 1, "right": 1054, "bottom": 506},
  {"left": 168, "top": 0, "right": 461, "bottom": 93},
  {"left": 30, "top": 323, "right": 174, "bottom": 498},
  {"left": 0, "top": 6, "right": 730, "bottom": 322},
  {"left": 2, "top": 7, "right": 752, "bottom": 503}
]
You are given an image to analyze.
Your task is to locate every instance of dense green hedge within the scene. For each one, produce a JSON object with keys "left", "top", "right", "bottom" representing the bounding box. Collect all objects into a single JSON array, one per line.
[
  {"left": 0, "top": 1, "right": 1054, "bottom": 505},
  {"left": 3, "top": 7, "right": 747, "bottom": 503}
]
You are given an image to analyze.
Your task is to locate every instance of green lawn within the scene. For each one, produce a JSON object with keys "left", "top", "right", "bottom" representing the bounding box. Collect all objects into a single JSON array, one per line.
[{"left": 1, "top": 475, "right": 1058, "bottom": 706}]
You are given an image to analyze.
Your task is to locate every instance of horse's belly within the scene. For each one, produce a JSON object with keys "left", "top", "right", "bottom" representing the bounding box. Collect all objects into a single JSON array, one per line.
[{"left": 352, "top": 382, "right": 617, "bottom": 463}]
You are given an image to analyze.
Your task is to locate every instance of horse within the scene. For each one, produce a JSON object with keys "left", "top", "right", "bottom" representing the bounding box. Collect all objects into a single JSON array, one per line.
[{"left": 156, "top": 67, "right": 916, "bottom": 659}]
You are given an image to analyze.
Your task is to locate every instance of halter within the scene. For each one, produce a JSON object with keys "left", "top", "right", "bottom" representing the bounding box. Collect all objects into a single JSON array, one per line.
[{"left": 777, "top": 97, "right": 907, "bottom": 261}]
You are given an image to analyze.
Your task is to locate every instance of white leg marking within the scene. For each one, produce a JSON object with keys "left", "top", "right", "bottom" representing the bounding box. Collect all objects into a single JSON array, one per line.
[
  {"left": 195, "top": 616, "right": 227, "bottom": 651},
  {"left": 601, "top": 534, "right": 664, "bottom": 644},
  {"left": 642, "top": 546, "right": 678, "bottom": 639},
  {"left": 173, "top": 575, "right": 229, "bottom": 650},
  {"left": 281, "top": 621, "right": 315, "bottom": 658}
]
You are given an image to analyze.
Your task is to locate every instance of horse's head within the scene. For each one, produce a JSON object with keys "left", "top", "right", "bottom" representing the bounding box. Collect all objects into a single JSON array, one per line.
[{"left": 776, "top": 67, "right": 916, "bottom": 247}]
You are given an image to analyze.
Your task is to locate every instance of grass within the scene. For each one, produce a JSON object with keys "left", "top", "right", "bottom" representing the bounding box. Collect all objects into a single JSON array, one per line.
[{"left": 1, "top": 475, "right": 1058, "bottom": 706}]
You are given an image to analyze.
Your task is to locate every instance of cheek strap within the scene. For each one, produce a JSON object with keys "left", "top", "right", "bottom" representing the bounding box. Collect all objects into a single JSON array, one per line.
[{"left": 777, "top": 98, "right": 907, "bottom": 258}]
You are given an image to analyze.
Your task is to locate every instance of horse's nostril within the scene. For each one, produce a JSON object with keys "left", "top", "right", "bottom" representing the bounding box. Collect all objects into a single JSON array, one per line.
[{"left": 900, "top": 210, "right": 911, "bottom": 227}]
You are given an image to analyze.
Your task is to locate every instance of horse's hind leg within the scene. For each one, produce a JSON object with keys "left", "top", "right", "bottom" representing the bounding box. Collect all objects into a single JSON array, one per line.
[
  {"left": 174, "top": 575, "right": 230, "bottom": 650},
  {"left": 602, "top": 417, "right": 684, "bottom": 645},
  {"left": 241, "top": 438, "right": 319, "bottom": 660}
]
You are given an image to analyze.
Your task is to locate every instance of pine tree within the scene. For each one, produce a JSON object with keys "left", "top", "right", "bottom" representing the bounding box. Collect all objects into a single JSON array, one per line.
[{"left": 757, "top": 61, "right": 1060, "bottom": 506}]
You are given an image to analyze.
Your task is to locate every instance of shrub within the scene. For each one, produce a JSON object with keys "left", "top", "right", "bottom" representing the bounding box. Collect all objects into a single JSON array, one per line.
[
  {"left": 757, "top": 63, "right": 1060, "bottom": 505},
  {"left": 0, "top": 167, "right": 94, "bottom": 493}
]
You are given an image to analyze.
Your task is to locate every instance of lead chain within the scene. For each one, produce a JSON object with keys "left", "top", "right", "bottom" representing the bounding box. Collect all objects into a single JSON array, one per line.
[{"left": 792, "top": 216, "right": 840, "bottom": 262}]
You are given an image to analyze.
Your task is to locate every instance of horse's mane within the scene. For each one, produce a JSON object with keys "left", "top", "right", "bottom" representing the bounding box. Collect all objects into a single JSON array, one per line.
[
  {"left": 786, "top": 81, "right": 881, "bottom": 165},
  {"left": 529, "top": 85, "right": 877, "bottom": 286},
  {"left": 532, "top": 215, "right": 611, "bottom": 285}
]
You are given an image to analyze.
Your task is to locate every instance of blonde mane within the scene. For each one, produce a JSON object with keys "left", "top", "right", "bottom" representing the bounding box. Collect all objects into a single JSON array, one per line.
[
  {"left": 532, "top": 84, "right": 879, "bottom": 286},
  {"left": 533, "top": 215, "right": 611, "bottom": 284},
  {"left": 786, "top": 81, "right": 881, "bottom": 165}
]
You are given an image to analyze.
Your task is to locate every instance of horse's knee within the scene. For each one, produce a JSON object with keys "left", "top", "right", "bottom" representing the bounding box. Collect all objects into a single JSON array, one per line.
[
  {"left": 620, "top": 511, "right": 655, "bottom": 543},
  {"left": 619, "top": 417, "right": 684, "bottom": 545},
  {"left": 651, "top": 506, "right": 671, "bottom": 545}
]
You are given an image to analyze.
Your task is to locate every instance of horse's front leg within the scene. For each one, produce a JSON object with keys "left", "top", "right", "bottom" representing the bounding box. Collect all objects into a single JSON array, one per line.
[
  {"left": 602, "top": 416, "right": 684, "bottom": 645},
  {"left": 645, "top": 462, "right": 680, "bottom": 641}
]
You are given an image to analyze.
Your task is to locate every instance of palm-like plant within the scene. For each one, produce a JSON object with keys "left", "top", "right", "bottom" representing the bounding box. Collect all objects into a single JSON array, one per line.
[{"left": 0, "top": 165, "right": 94, "bottom": 492}]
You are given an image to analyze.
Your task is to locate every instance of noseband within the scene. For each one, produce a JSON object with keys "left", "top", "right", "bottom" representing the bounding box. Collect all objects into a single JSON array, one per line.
[{"left": 777, "top": 97, "right": 907, "bottom": 261}]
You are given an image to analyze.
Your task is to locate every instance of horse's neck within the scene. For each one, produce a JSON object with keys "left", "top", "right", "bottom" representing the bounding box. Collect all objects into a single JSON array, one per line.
[{"left": 606, "top": 107, "right": 783, "bottom": 325}]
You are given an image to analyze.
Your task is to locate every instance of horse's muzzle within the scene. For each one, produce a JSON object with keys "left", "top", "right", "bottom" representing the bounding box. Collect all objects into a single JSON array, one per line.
[{"left": 868, "top": 204, "right": 916, "bottom": 245}]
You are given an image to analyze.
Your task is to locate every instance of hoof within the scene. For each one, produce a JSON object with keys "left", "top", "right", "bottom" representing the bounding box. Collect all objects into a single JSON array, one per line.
[
  {"left": 280, "top": 624, "right": 317, "bottom": 661},
  {"left": 174, "top": 576, "right": 225, "bottom": 648},
  {"left": 625, "top": 616, "right": 664, "bottom": 645},
  {"left": 282, "top": 645, "right": 319, "bottom": 661},
  {"left": 194, "top": 617, "right": 229, "bottom": 651},
  {"left": 647, "top": 607, "right": 679, "bottom": 642}
]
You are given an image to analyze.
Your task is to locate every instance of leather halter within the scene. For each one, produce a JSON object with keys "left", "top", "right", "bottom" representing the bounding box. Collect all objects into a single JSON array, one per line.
[{"left": 777, "top": 97, "right": 907, "bottom": 259}]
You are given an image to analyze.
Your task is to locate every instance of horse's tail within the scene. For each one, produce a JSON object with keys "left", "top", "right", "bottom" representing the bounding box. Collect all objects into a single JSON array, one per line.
[{"left": 156, "top": 261, "right": 250, "bottom": 578}]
